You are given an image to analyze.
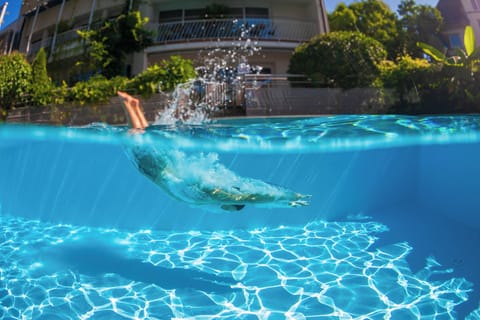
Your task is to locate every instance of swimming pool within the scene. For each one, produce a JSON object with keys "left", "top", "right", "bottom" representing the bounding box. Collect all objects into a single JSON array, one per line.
[{"left": 0, "top": 115, "right": 479, "bottom": 319}]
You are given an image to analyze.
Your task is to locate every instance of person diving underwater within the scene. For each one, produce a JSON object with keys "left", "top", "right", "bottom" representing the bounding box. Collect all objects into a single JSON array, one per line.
[{"left": 117, "top": 91, "right": 310, "bottom": 212}]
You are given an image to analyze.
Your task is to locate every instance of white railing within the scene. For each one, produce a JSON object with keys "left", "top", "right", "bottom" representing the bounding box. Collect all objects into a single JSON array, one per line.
[
  {"left": 28, "top": 24, "right": 94, "bottom": 58},
  {"left": 152, "top": 18, "right": 317, "bottom": 43}
]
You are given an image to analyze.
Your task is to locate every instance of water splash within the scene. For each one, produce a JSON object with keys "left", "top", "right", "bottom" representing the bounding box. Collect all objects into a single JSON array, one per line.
[{"left": 154, "top": 21, "right": 264, "bottom": 126}]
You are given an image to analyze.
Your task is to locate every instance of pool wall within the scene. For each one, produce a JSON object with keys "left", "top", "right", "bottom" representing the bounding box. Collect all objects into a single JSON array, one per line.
[{"left": 418, "top": 143, "right": 480, "bottom": 228}]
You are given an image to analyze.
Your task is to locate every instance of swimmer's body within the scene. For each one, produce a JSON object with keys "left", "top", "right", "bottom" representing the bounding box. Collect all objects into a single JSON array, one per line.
[{"left": 117, "top": 91, "right": 310, "bottom": 211}]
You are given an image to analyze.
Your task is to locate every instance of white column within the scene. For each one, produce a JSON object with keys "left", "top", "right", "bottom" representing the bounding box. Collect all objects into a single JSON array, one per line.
[
  {"left": 0, "top": 2, "right": 8, "bottom": 28},
  {"left": 25, "top": 5, "right": 40, "bottom": 55},
  {"left": 88, "top": 0, "right": 97, "bottom": 30},
  {"left": 49, "top": 0, "right": 67, "bottom": 61},
  {"left": 315, "top": 0, "right": 329, "bottom": 34}
]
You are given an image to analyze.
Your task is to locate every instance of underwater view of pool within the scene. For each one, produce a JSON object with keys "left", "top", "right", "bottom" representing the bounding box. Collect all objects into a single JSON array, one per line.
[{"left": 0, "top": 115, "right": 480, "bottom": 319}]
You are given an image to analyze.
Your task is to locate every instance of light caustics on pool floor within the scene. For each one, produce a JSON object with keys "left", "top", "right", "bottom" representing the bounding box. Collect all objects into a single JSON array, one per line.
[{"left": 0, "top": 215, "right": 477, "bottom": 319}]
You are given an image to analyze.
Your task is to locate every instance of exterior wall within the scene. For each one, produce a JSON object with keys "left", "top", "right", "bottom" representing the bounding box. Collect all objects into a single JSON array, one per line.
[
  {"left": 139, "top": 0, "right": 326, "bottom": 74},
  {"left": 147, "top": 0, "right": 318, "bottom": 22},
  {"left": 19, "top": 0, "right": 124, "bottom": 55},
  {"left": 12, "top": 0, "right": 328, "bottom": 78},
  {"left": 146, "top": 48, "right": 293, "bottom": 74}
]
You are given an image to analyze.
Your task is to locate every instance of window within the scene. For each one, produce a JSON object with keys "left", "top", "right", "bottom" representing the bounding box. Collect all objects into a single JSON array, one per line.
[
  {"left": 449, "top": 34, "right": 462, "bottom": 48},
  {"left": 229, "top": 8, "right": 244, "bottom": 19},
  {"left": 245, "top": 8, "right": 269, "bottom": 19},
  {"left": 184, "top": 9, "right": 204, "bottom": 20},
  {"left": 158, "top": 10, "right": 182, "bottom": 23}
]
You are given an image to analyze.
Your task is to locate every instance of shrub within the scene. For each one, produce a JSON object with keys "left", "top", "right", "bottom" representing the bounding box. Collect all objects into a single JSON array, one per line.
[
  {"left": 380, "top": 56, "right": 440, "bottom": 111},
  {"left": 69, "top": 75, "right": 129, "bottom": 105},
  {"left": 288, "top": 31, "right": 387, "bottom": 89},
  {"left": 0, "top": 52, "right": 32, "bottom": 119},
  {"left": 30, "top": 48, "right": 56, "bottom": 107},
  {"left": 129, "top": 56, "right": 196, "bottom": 96}
]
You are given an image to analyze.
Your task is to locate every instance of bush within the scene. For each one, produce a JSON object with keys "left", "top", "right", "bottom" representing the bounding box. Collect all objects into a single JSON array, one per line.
[
  {"left": 0, "top": 52, "right": 32, "bottom": 119},
  {"left": 380, "top": 56, "right": 480, "bottom": 113},
  {"left": 288, "top": 31, "right": 387, "bottom": 89},
  {"left": 129, "top": 56, "right": 196, "bottom": 96},
  {"left": 380, "top": 56, "right": 441, "bottom": 111},
  {"left": 69, "top": 75, "right": 129, "bottom": 105}
]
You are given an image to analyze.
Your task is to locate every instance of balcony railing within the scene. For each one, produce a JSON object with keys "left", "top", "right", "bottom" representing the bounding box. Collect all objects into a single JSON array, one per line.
[
  {"left": 28, "top": 23, "right": 102, "bottom": 59},
  {"left": 152, "top": 18, "right": 317, "bottom": 44}
]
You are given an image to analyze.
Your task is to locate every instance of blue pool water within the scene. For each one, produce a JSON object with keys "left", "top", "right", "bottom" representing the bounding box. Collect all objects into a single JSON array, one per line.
[{"left": 0, "top": 115, "right": 480, "bottom": 319}]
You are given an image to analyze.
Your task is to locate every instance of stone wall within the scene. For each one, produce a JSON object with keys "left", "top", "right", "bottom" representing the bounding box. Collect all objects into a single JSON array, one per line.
[
  {"left": 6, "top": 85, "right": 394, "bottom": 125},
  {"left": 7, "top": 94, "right": 170, "bottom": 126}
]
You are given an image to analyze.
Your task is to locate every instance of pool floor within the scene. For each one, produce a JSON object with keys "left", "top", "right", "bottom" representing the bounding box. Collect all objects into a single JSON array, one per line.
[{"left": 0, "top": 214, "right": 476, "bottom": 319}]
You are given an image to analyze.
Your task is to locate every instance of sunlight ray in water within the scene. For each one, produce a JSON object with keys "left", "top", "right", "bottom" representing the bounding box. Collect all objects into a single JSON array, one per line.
[{"left": 0, "top": 215, "right": 473, "bottom": 319}]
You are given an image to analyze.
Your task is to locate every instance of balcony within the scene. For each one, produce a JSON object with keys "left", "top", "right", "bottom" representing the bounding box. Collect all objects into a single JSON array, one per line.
[
  {"left": 28, "top": 23, "right": 103, "bottom": 60},
  {"left": 151, "top": 18, "right": 318, "bottom": 44}
]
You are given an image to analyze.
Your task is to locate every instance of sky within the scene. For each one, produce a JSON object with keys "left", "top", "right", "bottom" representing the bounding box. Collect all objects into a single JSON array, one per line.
[
  {"left": 0, "top": 0, "right": 21, "bottom": 30},
  {"left": 0, "top": 0, "right": 440, "bottom": 31}
]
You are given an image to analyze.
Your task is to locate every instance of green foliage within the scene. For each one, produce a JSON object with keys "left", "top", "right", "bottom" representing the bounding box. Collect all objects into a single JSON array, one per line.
[
  {"left": 396, "top": 0, "right": 443, "bottom": 58},
  {"left": 78, "top": 10, "right": 153, "bottom": 78},
  {"left": 380, "top": 55, "right": 480, "bottom": 113},
  {"left": 129, "top": 56, "right": 196, "bottom": 96},
  {"left": 328, "top": 0, "right": 398, "bottom": 58},
  {"left": 380, "top": 56, "right": 440, "bottom": 111},
  {"left": 69, "top": 75, "right": 129, "bottom": 105},
  {"left": 328, "top": 4, "right": 357, "bottom": 31},
  {"left": 288, "top": 31, "right": 387, "bottom": 88},
  {"left": 30, "top": 48, "right": 55, "bottom": 107},
  {"left": 0, "top": 52, "right": 32, "bottom": 119},
  {"left": 418, "top": 25, "right": 480, "bottom": 68},
  {"left": 465, "top": 25, "right": 476, "bottom": 56}
]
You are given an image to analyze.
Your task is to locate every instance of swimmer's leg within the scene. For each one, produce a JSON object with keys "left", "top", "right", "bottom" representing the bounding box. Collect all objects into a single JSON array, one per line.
[
  {"left": 199, "top": 184, "right": 310, "bottom": 209},
  {"left": 117, "top": 91, "right": 149, "bottom": 129}
]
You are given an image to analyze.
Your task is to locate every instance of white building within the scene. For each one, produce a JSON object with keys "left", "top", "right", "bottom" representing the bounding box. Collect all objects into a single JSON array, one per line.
[{"left": 6, "top": 0, "right": 328, "bottom": 80}]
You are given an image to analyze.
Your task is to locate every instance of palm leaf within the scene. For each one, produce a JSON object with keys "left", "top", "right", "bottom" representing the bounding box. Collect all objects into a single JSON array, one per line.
[
  {"left": 417, "top": 42, "right": 447, "bottom": 62},
  {"left": 464, "top": 25, "right": 476, "bottom": 57}
]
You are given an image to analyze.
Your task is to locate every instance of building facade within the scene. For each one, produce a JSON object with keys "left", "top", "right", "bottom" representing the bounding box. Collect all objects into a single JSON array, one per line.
[
  {"left": 4, "top": 0, "right": 328, "bottom": 81},
  {"left": 437, "top": 0, "right": 480, "bottom": 50}
]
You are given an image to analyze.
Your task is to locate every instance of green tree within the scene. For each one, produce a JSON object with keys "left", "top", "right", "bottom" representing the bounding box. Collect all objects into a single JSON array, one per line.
[
  {"left": 329, "top": 0, "right": 398, "bottom": 58},
  {"left": 328, "top": 4, "right": 357, "bottom": 31},
  {"left": 0, "top": 52, "right": 32, "bottom": 120},
  {"left": 78, "top": 10, "right": 153, "bottom": 78},
  {"left": 30, "top": 48, "right": 55, "bottom": 106},
  {"left": 396, "top": 0, "right": 443, "bottom": 58},
  {"left": 288, "top": 31, "right": 387, "bottom": 88}
]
